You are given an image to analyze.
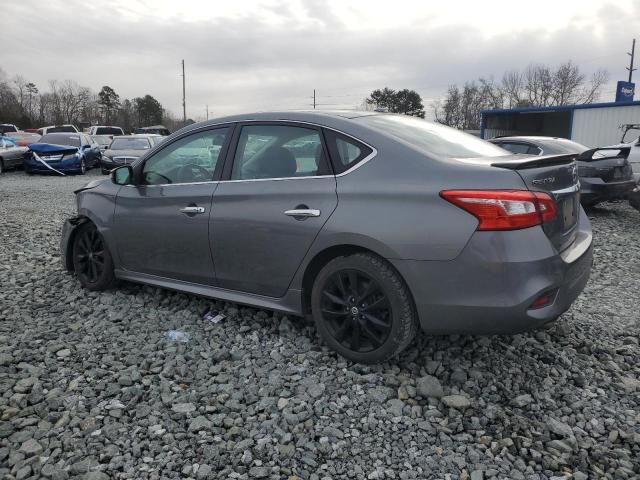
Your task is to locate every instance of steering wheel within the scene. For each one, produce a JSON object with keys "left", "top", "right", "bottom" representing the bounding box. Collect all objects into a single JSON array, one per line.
[{"left": 178, "top": 164, "right": 212, "bottom": 182}]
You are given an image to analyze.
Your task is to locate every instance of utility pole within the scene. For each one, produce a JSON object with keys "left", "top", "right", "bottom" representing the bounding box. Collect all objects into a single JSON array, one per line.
[
  {"left": 627, "top": 39, "right": 636, "bottom": 83},
  {"left": 181, "top": 59, "right": 186, "bottom": 122},
  {"left": 206, "top": 104, "right": 209, "bottom": 120},
  {"left": 313, "top": 89, "right": 316, "bottom": 109}
]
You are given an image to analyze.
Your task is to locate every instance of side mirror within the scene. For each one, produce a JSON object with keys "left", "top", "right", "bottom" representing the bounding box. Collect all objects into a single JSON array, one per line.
[{"left": 111, "top": 165, "right": 133, "bottom": 185}]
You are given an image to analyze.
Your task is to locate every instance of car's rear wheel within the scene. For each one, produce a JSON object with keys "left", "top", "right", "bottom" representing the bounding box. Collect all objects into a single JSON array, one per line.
[
  {"left": 311, "top": 252, "right": 418, "bottom": 364},
  {"left": 0, "top": 158, "right": 4, "bottom": 174},
  {"left": 78, "top": 158, "right": 86, "bottom": 175},
  {"left": 72, "top": 222, "right": 115, "bottom": 290}
]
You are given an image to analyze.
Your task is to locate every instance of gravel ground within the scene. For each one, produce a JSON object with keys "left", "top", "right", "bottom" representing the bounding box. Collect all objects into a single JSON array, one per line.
[{"left": 0, "top": 169, "right": 639, "bottom": 480}]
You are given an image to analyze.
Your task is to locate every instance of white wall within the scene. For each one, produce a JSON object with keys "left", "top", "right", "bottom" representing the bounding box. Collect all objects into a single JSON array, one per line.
[{"left": 571, "top": 105, "right": 640, "bottom": 146}]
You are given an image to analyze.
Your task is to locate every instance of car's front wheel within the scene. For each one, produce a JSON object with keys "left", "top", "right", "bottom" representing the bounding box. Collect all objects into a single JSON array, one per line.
[
  {"left": 311, "top": 252, "right": 418, "bottom": 364},
  {"left": 72, "top": 222, "right": 115, "bottom": 290},
  {"left": 78, "top": 158, "right": 86, "bottom": 175}
]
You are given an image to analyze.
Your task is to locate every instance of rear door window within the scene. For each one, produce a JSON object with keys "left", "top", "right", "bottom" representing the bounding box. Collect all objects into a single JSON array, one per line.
[{"left": 231, "top": 124, "right": 330, "bottom": 180}]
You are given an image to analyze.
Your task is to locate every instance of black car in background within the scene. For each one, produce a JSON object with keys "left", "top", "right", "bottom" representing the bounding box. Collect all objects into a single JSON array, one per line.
[
  {"left": 489, "top": 136, "right": 636, "bottom": 207},
  {"left": 100, "top": 135, "right": 161, "bottom": 174}
]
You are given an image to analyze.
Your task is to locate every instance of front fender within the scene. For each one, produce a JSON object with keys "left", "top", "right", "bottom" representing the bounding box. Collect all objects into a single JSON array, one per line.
[{"left": 60, "top": 216, "right": 89, "bottom": 271}]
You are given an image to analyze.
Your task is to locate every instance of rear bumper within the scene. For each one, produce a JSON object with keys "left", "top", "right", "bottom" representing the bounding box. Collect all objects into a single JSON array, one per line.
[
  {"left": 580, "top": 177, "right": 636, "bottom": 204},
  {"left": 390, "top": 208, "right": 593, "bottom": 335}
]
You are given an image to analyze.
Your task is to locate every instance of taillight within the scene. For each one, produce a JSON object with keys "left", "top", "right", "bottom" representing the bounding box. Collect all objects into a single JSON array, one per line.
[{"left": 440, "top": 190, "right": 557, "bottom": 231}]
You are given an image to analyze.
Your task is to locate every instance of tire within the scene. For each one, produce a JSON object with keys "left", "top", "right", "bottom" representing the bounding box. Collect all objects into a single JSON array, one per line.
[
  {"left": 311, "top": 252, "right": 418, "bottom": 364},
  {"left": 72, "top": 222, "right": 116, "bottom": 291},
  {"left": 78, "top": 158, "right": 86, "bottom": 175},
  {"left": 630, "top": 192, "right": 640, "bottom": 211},
  {"left": 0, "top": 159, "right": 4, "bottom": 175},
  {"left": 101, "top": 168, "right": 109, "bottom": 175}
]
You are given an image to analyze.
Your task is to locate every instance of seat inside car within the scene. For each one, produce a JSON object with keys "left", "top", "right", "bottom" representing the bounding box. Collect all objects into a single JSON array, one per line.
[{"left": 255, "top": 146, "right": 297, "bottom": 178}]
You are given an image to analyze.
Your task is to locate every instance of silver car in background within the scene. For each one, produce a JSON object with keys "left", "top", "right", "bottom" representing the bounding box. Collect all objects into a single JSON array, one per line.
[{"left": 60, "top": 111, "right": 593, "bottom": 363}]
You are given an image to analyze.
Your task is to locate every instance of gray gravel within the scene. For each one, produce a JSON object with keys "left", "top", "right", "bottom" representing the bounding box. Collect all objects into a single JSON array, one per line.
[{"left": 1, "top": 170, "right": 639, "bottom": 480}]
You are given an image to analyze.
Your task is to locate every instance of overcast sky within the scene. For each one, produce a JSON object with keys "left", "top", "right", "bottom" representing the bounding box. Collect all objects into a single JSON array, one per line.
[{"left": 2, "top": 0, "right": 639, "bottom": 120}]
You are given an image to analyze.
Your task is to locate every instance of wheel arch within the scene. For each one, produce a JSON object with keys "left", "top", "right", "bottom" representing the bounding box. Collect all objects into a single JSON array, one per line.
[{"left": 300, "top": 244, "right": 415, "bottom": 316}]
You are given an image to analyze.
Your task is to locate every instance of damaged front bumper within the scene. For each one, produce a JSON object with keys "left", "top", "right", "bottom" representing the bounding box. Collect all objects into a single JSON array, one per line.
[{"left": 60, "top": 216, "right": 86, "bottom": 271}]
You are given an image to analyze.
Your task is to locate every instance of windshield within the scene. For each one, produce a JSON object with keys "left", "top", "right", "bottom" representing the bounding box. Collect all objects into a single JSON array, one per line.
[
  {"left": 93, "top": 136, "right": 112, "bottom": 146},
  {"left": 48, "top": 126, "right": 76, "bottom": 133},
  {"left": 39, "top": 133, "right": 80, "bottom": 147},
  {"left": 96, "top": 127, "right": 123, "bottom": 135},
  {"left": 356, "top": 115, "right": 509, "bottom": 159},
  {"left": 110, "top": 137, "right": 151, "bottom": 150}
]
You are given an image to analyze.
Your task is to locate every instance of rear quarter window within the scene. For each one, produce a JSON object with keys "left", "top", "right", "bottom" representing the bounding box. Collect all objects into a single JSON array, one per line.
[{"left": 324, "top": 130, "right": 373, "bottom": 174}]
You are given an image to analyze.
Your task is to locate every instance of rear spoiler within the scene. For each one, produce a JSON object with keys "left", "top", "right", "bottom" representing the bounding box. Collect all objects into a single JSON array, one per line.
[
  {"left": 576, "top": 146, "right": 631, "bottom": 162},
  {"left": 492, "top": 153, "right": 575, "bottom": 170}
]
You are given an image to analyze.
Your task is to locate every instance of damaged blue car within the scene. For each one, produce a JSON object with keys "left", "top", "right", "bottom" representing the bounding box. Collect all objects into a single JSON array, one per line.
[{"left": 24, "top": 133, "right": 102, "bottom": 175}]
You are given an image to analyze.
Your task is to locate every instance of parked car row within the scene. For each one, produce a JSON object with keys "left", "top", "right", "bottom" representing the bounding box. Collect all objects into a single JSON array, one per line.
[{"left": 0, "top": 124, "right": 168, "bottom": 176}]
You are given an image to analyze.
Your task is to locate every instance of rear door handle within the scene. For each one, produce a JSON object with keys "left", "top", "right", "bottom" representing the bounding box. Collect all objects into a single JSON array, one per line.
[
  {"left": 180, "top": 206, "right": 205, "bottom": 215},
  {"left": 284, "top": 208, "right": 321, "bottom": 217}
]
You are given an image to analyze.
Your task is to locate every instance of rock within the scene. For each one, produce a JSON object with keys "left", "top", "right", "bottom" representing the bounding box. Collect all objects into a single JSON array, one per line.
[
  {"left": 387, "top": 398, "right": 405, "bottom": 417},
  {"left": 83, "top": 473, "right": 110, "bottom": 480},
  {"left": 470, "top": 471, "right": 484, "bottom": 480},
  {"left": 172, "top": 403, "right": 196, "bottom": 414},
  {"left": 572, "top": 472, "right": 588, "bottom": 480},
  {"left": 0, "top": 353, "right": 13, "bottom": 366},
  {"left": 369, "top": 386, "right": 395, "bottom": 403},
  {"left": 56, "top": 349, "right": 71, "bottom": 358},
  {"left": 189, "top": 416, "right": 212, "bottom": 432},
  {"left": 19, "top": 438, "right": 43, "bottom": 456},
  {"left": 547, "top": 418, "right": 574, "bottom": 438},
  {"left": 307, "top": 382, "right": 325, "bottom": 398},
  {"left": 196, "top": 464, "right": 212, "bottom": 479},
  {"left": 441, "top": 395, "right": 471, "bottom": 409},
  {"left": 248, "top": 466, "right": 270, "bottom": 478},
  {"left": 416, "top": 375, "right": 444, "bottom": 398},
  {"left": 511, "top": 394, "right": 533, "bottom": 408},
  {"left": 620, "top": 376, "right": 640, "bottom": 392}
]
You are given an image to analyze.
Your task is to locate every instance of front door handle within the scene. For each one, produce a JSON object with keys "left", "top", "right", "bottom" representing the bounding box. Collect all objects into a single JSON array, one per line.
[
  {"left": 284, "top": 208, "right": 321, "bottom": 217},
  {"left": 180, "top": 206, "right": 205, "bottom": 215}
]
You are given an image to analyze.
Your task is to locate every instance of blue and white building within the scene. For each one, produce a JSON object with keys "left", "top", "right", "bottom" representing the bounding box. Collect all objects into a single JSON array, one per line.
[{"left": 480, "top": 101, "right": 640, "bottom": 146}]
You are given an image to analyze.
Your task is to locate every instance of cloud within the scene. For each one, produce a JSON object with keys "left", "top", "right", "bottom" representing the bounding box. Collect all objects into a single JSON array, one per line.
[{"left": 1, "top": 0, "right": 638, "bottom": 119}]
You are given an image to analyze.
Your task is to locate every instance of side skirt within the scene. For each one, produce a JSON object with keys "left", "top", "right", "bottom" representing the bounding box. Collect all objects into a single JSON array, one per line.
[{"left": 114, "top": 269, "right": 303, "bottom": 316}]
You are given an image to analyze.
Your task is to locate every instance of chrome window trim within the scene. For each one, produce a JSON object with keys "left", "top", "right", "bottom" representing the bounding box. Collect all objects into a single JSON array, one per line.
[{"left": 135, "top": 119, "right": 378, "bottom": 187}]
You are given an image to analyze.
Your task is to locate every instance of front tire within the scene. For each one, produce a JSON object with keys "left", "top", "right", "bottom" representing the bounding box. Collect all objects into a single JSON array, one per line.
[
  {"left": 72, "top": 222, "right": 115, "bottom": 291},
  {"left": 311, "top": 253, "right": 418, "bottom": 364},
  {"left": 78, "top": 158, "right": 86, "bottom": 175},
  {"left": 0, "top": 159, "right": 4, "bottom": 175}
]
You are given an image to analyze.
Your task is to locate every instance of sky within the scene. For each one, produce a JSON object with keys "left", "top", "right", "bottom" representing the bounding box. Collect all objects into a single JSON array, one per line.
[{"left": 1, "top": 0, "right": 639, "bottom": 120}]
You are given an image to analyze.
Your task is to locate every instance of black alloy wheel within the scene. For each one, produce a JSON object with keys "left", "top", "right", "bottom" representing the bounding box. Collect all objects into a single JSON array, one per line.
[
  {"left": 72, "top": 223, "right": 115, "bottom": 290},
  {"left": 320, "top": 269, "right": 392, "bottom": 353},
  {"left": 311, "top": 253, "right": 418, "bottom": 364}
]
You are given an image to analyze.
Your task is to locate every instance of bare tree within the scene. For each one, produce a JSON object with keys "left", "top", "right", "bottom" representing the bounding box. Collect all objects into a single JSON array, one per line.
[{"left": 434, "top": 61, "right": 610, "bottom": 129}]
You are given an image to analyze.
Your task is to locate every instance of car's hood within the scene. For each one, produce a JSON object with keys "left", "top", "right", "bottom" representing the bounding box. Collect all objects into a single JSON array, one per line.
[
  {"left": 29, "top": 143, "right": 78, "bottom": 155},
  {"left": 74, "top": 177, "right": 110, "bottom": 194},
  {"left": 104, "top": 148, "right": 146, "bottom": 157}
]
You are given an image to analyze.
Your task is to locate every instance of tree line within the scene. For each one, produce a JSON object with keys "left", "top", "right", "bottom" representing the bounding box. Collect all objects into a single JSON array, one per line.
[
  {"left": 432, "top": 61, "right": 609, "bottom": 130},
  {"left": 0, "top": 67, "right": 185, "bottom": 132}
]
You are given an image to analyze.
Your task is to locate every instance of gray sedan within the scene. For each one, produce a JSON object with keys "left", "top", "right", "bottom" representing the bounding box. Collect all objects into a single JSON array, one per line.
[
  {"left": 0, "top": 136, "right": 28, "bottom": 173},
  {"left": 60, "top": 111, "right": 593, "bottom": 363}
]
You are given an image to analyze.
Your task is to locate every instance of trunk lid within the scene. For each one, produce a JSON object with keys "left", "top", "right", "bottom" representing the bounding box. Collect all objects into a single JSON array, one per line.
[
  {"left": 576, "top": 146, "right": 633, "bottom": 182},
  {"left": 493, "top": 154, "right": 579, "bottom": 253}
]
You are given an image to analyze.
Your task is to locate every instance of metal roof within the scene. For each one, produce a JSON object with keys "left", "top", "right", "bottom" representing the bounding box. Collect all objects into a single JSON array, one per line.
[{"left": 481, "top": 100, "right": 640, "bottom": 115}]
